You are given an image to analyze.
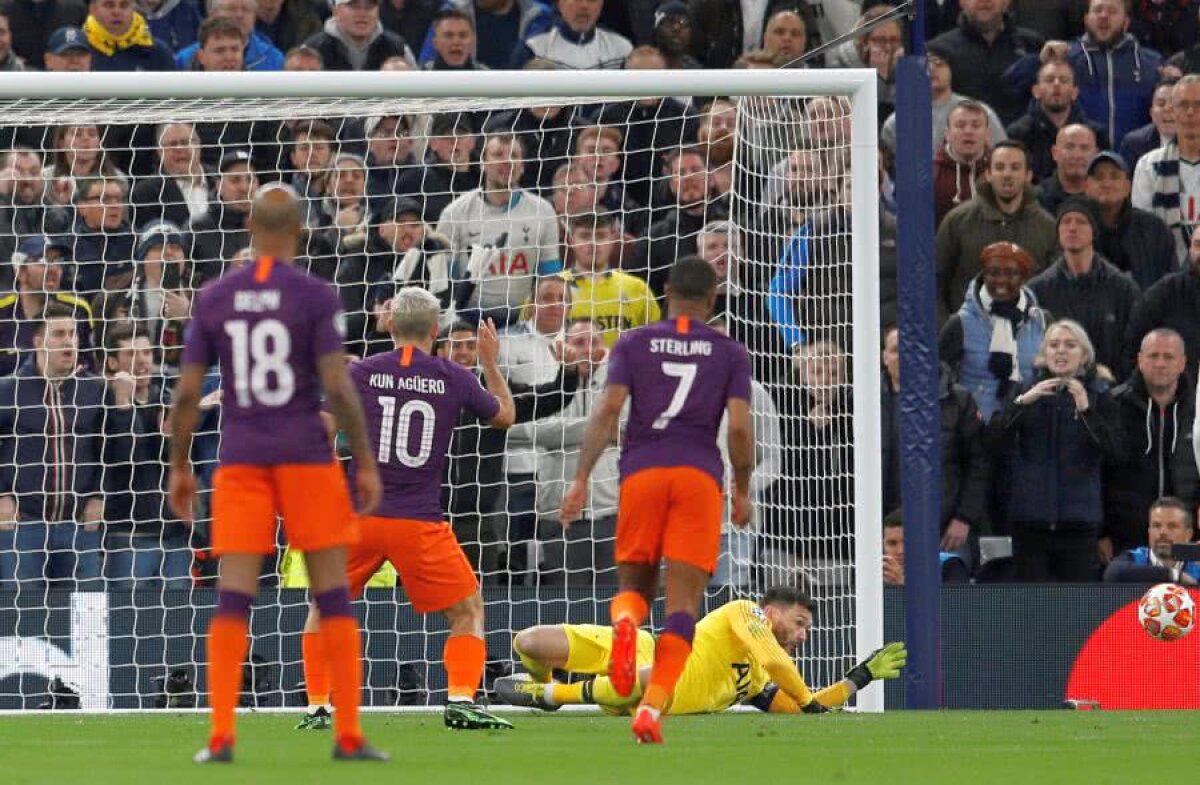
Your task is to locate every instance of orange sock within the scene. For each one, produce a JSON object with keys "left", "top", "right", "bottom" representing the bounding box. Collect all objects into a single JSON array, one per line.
[
  {"left": 302, "top": 629, "right": 330, "bottom": 707},
  {"left": 642, "top": 632, "right": 692, "bottom": 711},
  {"left": 207, "top": 616, "right": 249, "bottom": 743},
  {"left": 610, "top": 591, "right": 649, "bottom": 626},
  {"left": 320, "top": 616, "right": 363, "bottom": 745},
  {"left": 444, "top": 634, "right": 487, "bottom": 702}
]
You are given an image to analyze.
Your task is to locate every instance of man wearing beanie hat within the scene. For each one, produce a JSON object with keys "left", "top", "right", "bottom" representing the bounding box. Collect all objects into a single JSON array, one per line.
[{"left": 1027, "top": 195, "right": 1142, "bottom": 378}]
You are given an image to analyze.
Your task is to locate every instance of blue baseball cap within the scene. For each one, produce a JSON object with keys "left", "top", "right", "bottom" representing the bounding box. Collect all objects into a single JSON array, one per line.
[
  {"left": 48, "top": 27, "right": 92, "bottom": 56},
  {"left": 1087, "top": 150, "right": 1130, "bottom": 177},
  {"left": 13, "top": 236, "right": 70, "bottom": 266}
]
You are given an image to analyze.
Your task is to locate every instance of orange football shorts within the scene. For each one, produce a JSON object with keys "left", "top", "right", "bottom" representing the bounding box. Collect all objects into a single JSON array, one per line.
[
  {"left": 211, "top": 462, "right": 359, "bottom": 556},
  {"left": 615, "top": 466, "right": 724, "bottom": 574},
  {"left": 346, "top": 516, "right": 478, "bottom": 612}
]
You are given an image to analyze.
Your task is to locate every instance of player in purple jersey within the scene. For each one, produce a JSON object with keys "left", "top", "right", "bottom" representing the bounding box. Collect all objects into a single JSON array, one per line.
[
  {"left": 168, "top": 184, "right": 388, "bottom": 763},
  {"left": 297, "top": 286, "right": 518, "bottom": 732},
  {"left": 560, "top": 256, "right": 755, "bottom": 744}
]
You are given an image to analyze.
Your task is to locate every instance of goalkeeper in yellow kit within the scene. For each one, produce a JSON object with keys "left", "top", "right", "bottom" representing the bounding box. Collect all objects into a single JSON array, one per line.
[{"left": 494, "top": 587, "right": 907, "bottom": 715}]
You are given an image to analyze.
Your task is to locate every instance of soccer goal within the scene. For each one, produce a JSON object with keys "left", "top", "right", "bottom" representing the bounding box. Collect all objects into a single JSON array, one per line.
[{"left": 0, "top": 69, "right": 881, "bottom": 712}]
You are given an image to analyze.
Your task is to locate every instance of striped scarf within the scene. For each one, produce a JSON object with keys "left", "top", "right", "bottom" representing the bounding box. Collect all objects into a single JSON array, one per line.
[
  {"left": 1148, "top": 139, "right": 1191, "bottom": 260},
  {"left": 83, "top": 13, "right": 154, "bottom": 57}
]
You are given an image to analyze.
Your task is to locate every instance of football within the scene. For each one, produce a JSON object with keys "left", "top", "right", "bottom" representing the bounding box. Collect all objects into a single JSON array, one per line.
[{"left": 1138, "top": 583, "right": 1196, "bottom": 641}]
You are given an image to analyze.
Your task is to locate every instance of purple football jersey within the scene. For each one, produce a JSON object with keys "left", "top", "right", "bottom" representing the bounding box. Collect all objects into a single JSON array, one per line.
[
  {"left": 607, "top": 317, "right": 752, "bottom": 485},
  {"left": 349, "top": 346, "right": 499, "bottom": 521},
  {"left": 180, "top": 258, "right": 346, "bottom": 465}
]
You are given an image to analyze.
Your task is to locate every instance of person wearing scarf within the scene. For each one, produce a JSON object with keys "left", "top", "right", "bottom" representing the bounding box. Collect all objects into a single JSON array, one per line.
[
  {"left": 940, "top": 241, "right": 1049, "bottom": 420},
  {"left": 83, "top": 0, "right": 175, "bottom": 71}
]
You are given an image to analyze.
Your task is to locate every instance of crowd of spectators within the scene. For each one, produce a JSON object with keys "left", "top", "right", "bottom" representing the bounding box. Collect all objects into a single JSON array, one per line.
[{"left": 3, "top": 0, "right": 1200, "bottom": 593}]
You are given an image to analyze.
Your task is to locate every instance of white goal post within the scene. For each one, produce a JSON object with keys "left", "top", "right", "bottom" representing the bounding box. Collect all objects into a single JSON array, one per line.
[{"left": 0, "top": 69, "right": 882, "bottom": 712}]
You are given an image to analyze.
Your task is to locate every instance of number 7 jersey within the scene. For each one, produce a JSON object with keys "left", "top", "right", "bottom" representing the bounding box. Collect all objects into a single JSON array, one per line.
[{"left": 607, "top": 316, "right": 752, "bottom": 486}]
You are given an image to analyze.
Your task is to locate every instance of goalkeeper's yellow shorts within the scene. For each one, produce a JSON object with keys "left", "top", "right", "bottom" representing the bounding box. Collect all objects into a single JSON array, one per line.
[
  {"left": 279, "top": 546, "right": 397, "bottom": 589},
  {"left": 562, "top": 623, "right": 656, "bottom": 675}
]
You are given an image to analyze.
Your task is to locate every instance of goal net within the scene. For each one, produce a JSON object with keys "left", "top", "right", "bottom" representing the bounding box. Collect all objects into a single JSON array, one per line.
[{"left": 0, "top": 70, "right": 880, "bottom": 712}]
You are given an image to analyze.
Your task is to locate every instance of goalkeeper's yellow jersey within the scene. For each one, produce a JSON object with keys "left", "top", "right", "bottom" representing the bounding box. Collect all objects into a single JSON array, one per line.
[
  {"left": 668, "top": 600, "right": 816, "bottom": 715},
  {"left": 568, "top": 269, "right": 661, "bottom": 348}
]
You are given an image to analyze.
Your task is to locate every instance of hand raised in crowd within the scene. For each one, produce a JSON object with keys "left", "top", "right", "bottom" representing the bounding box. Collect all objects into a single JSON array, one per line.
[
  {"left": 883, "top": 554, "right": 904, "bottom": 586},
  {"left": 162, "top": 290, "right": 192, "bottom": 321},
  {"left": 476, "top": 318, "right": 500, "bottom": 368},
  {"left": 940, "top": 518, "right": 970, "bottom": 551},
  {"left": 1062, "top": 378, "right": 1089, "bottom": 412},
  {"left": 109, "top": 371, "right": 137, "bottom": 409},
  {"left": 1016, "top": 378, "right": 1062, "bottom": 405}
]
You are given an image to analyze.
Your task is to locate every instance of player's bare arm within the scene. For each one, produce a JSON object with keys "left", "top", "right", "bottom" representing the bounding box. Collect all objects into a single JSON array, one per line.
[
  {"left": 725, "top": 396, "right": 754, "bottom": 528},
  {"left": 559, "top": 382, "right": 628, "bottom": 526},
  {"left": 476, "top": 318, "right": 516, "bottom": 429},
  {"left": 317, "top": 352, "right": 381, "bottom": 516},
  {"left": 166, "top": 362, "right": 207, "bottom": 522}
]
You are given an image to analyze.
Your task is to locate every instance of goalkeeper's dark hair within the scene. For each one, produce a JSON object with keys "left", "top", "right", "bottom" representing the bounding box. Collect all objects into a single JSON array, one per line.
[
  {"left": 1151, "top": 497, "right": 1194, "bottom": 530},
  {"left": 667, "top": 255, "right": 717, "bottom": 301},
  {"left": 760, "top": 586, "right": 814, "bottom": 612}
]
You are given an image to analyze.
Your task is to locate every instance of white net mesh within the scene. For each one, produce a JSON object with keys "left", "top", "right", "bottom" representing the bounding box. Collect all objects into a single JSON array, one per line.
[{"left": 0, "top": 80, "right": 875, "bottom": 710}]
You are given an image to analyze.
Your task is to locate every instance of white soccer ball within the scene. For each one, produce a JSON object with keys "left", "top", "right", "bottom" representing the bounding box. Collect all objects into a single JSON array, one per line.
[{"left": 1138, "top": 583, "right": 1195, "bottom": 641}]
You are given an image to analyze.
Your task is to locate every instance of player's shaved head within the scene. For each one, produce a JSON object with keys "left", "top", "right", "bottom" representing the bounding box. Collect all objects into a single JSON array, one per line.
[
  {"left": 249, "top": 183, "right": 303, "bottom": 235},
  {"left": 667, "top": 255, "right": 718, "bottom": 301},
  {"left": 390, "top": 286, "right": 442, "bottom": 340}
]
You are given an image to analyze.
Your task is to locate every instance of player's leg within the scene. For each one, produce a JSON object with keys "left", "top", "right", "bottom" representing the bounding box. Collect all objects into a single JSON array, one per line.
[
  {"left": 512, "top": 624, "right": 571, "bottom": 681},
  {"left": 441, "top": 591, "right": 512, "bottom": 729},
  {"left": 500, "top": 628, "right": 655, "bottom": 711}
]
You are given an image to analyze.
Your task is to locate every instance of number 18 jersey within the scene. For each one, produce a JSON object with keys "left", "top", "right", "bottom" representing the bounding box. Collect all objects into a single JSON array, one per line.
[
  {"left": 349, "top": 346, "right": 499, "bottom": 521},
  {"left": 180, "top": 257, "right": 346, "bottom": 466},
  {"left": 607, "top": 317, "right": 752, "bottom": 486}
]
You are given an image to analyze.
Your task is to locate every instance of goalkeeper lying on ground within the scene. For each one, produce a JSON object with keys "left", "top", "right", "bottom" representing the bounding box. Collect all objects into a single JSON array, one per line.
[{"left": 495, "top": 586, "right": 906, "bottom": 715}]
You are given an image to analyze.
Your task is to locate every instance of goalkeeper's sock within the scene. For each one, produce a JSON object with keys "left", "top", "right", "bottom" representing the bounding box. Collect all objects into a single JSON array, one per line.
[
  {"left": 302, "top": 629, "right": 331, "bottom": 710},
  {"left": 642, "top": 613, "right": 695, "bottom": 712},
  {"left": 207, "top": 590, "right": 253, "bottom": 744},
  {"left": 444, "top": 634, "right": 487, "bottom": 703},
  {"left": 315, "top": 588, "right": 363, "bottom": 747},
  {"left": 609, "top": 590, "right": 649, "bottom": 628},
  {"left": 546, "top": 677, "right": 641, "bottom": 708}
]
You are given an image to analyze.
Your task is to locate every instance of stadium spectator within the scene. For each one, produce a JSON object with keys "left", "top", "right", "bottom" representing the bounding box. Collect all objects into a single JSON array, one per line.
[
  {"left": 652, "top": 0, "right": 700, "bottom": 70},
  {"left": 83, "top": 0, "right": 176, "bottom": 70},
  {"left": 1103, "top": 496, "right": 1200, "bottom": 583},
  {"left": 485, "top": 95, "right": 577, "bottom": 193},
  {"left": 572, "top": 125, "right": 637, "bottom": 223},
  {"left": 186, "top": 15, "right": 246, "bottom": 73},
  {"left": 933, "top": 101, "right": 992, "bottom": 226},
  {"left": 1103, "top": 329, "right": 1198, "bottom": 561},
  {"left": 1027, "top": 197, "right": 1141, "bottom": 378},
  {"left": 1085, "top": 151, "right": 1178, "bottom": 290},
  {"left": 761, "top": 8, "right": 807, "bottom": 63},
  {"left": 396, "top": 113, "right": 478, "bottom": 223},
  {"left": 303, "top": 0, "right": 415, "bottom": 71},
  {"left": 43, "top": 25, "right": 94, "bottom": 72},
  {"left": 1036, "top": 123, "right": 1099, "bottom": 214},
  {"left": 424, "top": 8, "right": 485, "bottom": 70},
  {"left": 254, "top": 0, "right": 323, "bottom": 53},
  {"left": 880, "top": 45, "right": 1005, "bottom": 159},
  {"left": 638, "top": 146, "right": 725, "bottom": 296},
  {"left": 695, "top": 99, "right": 735, "bottom": 202},
  {"left": 566, "top": 211, "right": 658, "bottom": 347},
  {"left": 927, "top": 0, "right": 1044, "bottom": 125},
  {"left": 176, "top": 0, "right": 283, "bottom": 70},
  {"left": 532, "top": 316, "right": 616, "bottom": 585},
  {"left": 883, "top": 326, "right": 990, "bottom": 567},
  {"left": 437, "top": 132, "right": 561, "bottom": 326},
  {"left": 700, "top": 220, "right": 771, "bottom": 363},
  {"left": 936, "top": 141, "right": 1057, "bottom": 321},
  {"left": 880, "top": 509, "right": 973, "bottom": 586},
  {"left": 67, "top": 175, "right": 136, "bottom": 296},
  {"left": 992, "top": 318, "right": 1123, "bottom": 581},
  {"left": 363, "top": 114, "right": 417, "bottom": 210},
  {"left": 1068, "top": 0, "right": 1163, "bottom": 150},
  {"left": 1124, "top": 229, "right": 1200, "bottom": 378},
  {"left": 0, "top": 149, "right": 54, "bottom": 283},
  {"left": 593, "top": 47, "right": 697, "bottom": 207},
  {"left": 0, "top": 8, "right": 27, "bottom": 69},
  {"left": 1006, "top": 60, "right": 1104, "bottom": 184},
  {"left": 282, "top": 42, "right": 323, "bottom": 69},
  {"left": 188, "top": 150, "right": 256, "bottom": 282},
  {"left": 1133, "top": 75, "right": 1200, "bottom": 263},
  {"left": 1119, "top": 78, "right": 1176, "bottom": 171},
  {"left": 4, "top": 0, "right": 88, "bottom": 70},
  {"left": 284, "top": 118, "right": 335, "bottom": 227},
  {"left": 510, "top": 0, "right": 631, "bottom": 69},
  {"left": 418, "top": 0, "right": 552, "bottom": 69},
  {"left": 101, "top": 322, "right": 191, "bottom": 590},
  {"left": 0, "top": 236, "right": 94, "bottom": 377},
  {"left": 548, "top": 163, "right": 597, "bottom": 232},
  {"left": 129, "top": 220, "right": 192, "bottom": 369},
  {"left": 940, "top": 241, "right": 1048, "bottom": 419},
  {"left": 44, "top": 124, "right": 125, "bottom": 206},
  {"left": 142, "top": 0, "right": 203, "bottom": 53},
  {"left": 826, "top": 7, "right": 904, "bottom": 114},
  {"left": 686, "top": 0, "right": 819, "bottom": 69},
  {"left": 131, "top": 122, "right": 210, "bottom": 230},
  {"left": 315, "top": 152, "right": 371, "bottom": 254},
  {"left": 0, "top": 306, "right": 106, "bottom": 590}
]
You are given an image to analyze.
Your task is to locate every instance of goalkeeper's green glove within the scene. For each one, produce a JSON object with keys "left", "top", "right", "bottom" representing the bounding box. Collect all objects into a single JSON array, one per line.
[{"left": 844, "top": 641, "right": 907, "bottom": 690}]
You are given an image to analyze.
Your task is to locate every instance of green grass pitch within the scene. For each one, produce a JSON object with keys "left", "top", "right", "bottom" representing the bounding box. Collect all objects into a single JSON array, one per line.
[{"left": 2, "top": 711, "right": 1195, "bottom": 785}]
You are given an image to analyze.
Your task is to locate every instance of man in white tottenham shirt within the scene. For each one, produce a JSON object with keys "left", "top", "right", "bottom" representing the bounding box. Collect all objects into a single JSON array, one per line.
[
  {"left": 437, "top": 131, "right": 562, "bottom": 328},
  {"left": 1133, "top": 75, "right": 1200, "bottom": 263}
]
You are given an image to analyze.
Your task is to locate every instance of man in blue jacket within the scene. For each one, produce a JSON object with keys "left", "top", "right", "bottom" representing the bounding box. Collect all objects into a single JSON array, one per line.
[
  {"left": 0, "top": 305, "right": 107, "bottom": 589},
  {"left": 1103, "top": 496, "right": 1200, "bottom": 583},
  {"left": 83, "top": 0, "right": 176, "bottom": 70},
  {"left": 174, "top": 0, "right": 283, "bottom": 70}
]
